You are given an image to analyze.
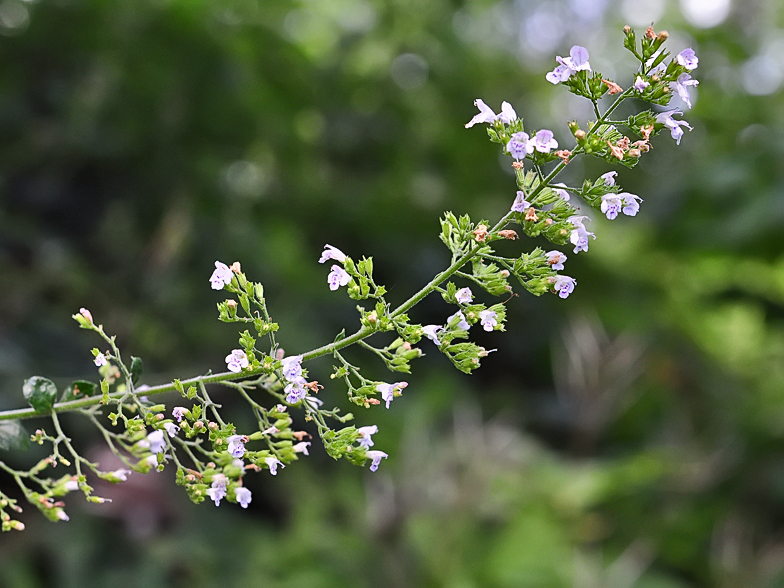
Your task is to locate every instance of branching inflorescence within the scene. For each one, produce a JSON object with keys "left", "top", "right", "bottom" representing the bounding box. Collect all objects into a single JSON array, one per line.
[{"left": 0, "top": 25, "right": 697, "bottom": 531}]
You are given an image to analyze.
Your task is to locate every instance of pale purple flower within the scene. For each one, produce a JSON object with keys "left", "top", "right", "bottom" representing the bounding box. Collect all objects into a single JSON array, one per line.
[
  {"left": 621, "top": 193, "right": 642, "bottom": 216},
  {"left": 531, "top": 129, "right": 558, "bottom": 153},
  {"left": 553, "top": 275, "right": 577, "bottom": 299},
  {"left": 465, "top": 99, "right": 517, "bottom": 128},
  {"left": 546, "top": 250, "right": 567, "bottom": 271},
  {"left": 422, "top": 324, "right": 444, "bottom": 346},
  {"left": 478, "top": 309, "right": 497, "bottom": 332},
  {"left": 676, "top": 48, "right": 698, "bottom": 71},
  {"left": 64, "top": 478, "right": 79, "bottom": 492},
  {"left": 227, "top": 435, "right": 246, "bottom": 458},
  {"left": 172, "top": 407, "right": 188, "bottom": 423},
  {"left": 328, "top": 265, "right": 351, "bottom": 291},
  {"left": 163, "top": 422, "right": 180, "bottom": 438},
  {"left": 210, "top": 261, "right": 234, "bottom": 290},
  {"left": 234, "top": 487, "right": 252, "bottom": 508},
  {"left": 304, "top": 396, "right": 323, "bottom": 410},
  {"left": 366, "top": 450, "right": 388, "bottom": 472},
  {"left": 546, "top": 45, "right": 591, "bottom": 84},
  {"left": 143, "top": 430, "right": 166, "bottom": 454},
  {"left": 511, "top": 191, "right": 530, "bottom": 213},
  {"left": 377, "top": 381, "right": 407, "bottom": 409},
  {"left": 601, "top": 171, "right": 617, "bottom": 186},
  {"left": 448, "top": 310, "right": 471, "bottom": 331},
  {"left": 506, "top": 132, "right": 533, "bottom": 159},
  {"left": 57, "top": 510, "right": 69, "bottom": 522},
  {"left": 568, "top": 216, "right": 596, "bottom": 254},
  {"left": 285, "top": 381, "right": 307, "bottom": 404},
  {"left": 225, "top": 349, "right": 249, "bottom": 373},
  {"left": 644, "top": 50, "right": 665, "bottom": 73},
  {"left": 356, "top": 425, "right": 378, "bottom": 449},
  {"left": 552, "top": 182, "right": 570, "bottom": 201},
  {"left": 497, "top": 101, "right": 517, "bottom": 124},
  {"left": 280, "top": 355, "right": 303, "bottom": 381},
  {"left": 264, "top": 456, "right": 284, "bottom": 475},
  {"left": 600, "top": 194, "right": 623, "bottom": 220},
  {"left": 455, "top": 287, "right": 473, "bottom": 305},
  {"left": 673, "top": 73, "right": 698, "bottom": 109},
  {"left": 207, "top": 474, "right": 227, "bottom": 506},
  {"left": 633, "top": 76, "right": 650, "bottom": 92},
  {"left": 656, "top": 111, "right": 692, "bottom": 145},
  {"left": 293, "top": 441, "right": 311, "bottom": 455},
  {"left": 319, "top": 244, "right": 346, "bottom": 264},
  {"left": 94, "top": 352, "right": 107, "bottom": 367}
]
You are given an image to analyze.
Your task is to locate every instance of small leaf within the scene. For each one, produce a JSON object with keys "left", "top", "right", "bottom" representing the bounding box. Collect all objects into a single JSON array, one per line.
[
  {"left": 130, "top": 356, "right": 143, "bottom": 385},
  {"left": 23, "top": 376, "right": 57, "bottom": 414},
  {"left": 0, "top": 420, "right": 29, "bottom": 452},
  {"left": 61, "top": 380, "right": 98, "bottom": 402}
]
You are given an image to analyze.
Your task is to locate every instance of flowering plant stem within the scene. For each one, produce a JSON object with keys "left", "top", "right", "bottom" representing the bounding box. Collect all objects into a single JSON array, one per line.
[{"left": 0, "top": 87, "right": 629, "bottom": 425}]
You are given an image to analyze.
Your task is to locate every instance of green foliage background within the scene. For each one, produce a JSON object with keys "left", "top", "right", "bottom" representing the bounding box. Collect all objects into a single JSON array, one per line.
[{"left": 2, "top": 0, "right": 784, "bottom": 586}]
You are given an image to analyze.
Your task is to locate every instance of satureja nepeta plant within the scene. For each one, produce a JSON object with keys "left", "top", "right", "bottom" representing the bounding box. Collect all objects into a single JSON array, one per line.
[{"left": 0, "top": 25, "right": 697, "bottom": 531}]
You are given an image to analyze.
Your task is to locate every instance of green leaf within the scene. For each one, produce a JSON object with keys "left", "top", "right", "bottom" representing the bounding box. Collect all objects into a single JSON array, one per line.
[
  {"left": 23, "top": 376, "right": 57, "bottom": 414},
  {"left": 61, "top": 380, "right": 98, "bottom": 401},
  {"left": 0, "top": 420, "right": 29, "bottom": 452},
  {"left": 130, "top": 356, "right": 143, "bottom": 385}
]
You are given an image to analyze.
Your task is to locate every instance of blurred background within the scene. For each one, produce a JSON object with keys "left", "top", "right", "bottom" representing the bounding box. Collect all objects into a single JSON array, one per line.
[{"left": 1, "top": 0, "right": 784, "bottom": 586}]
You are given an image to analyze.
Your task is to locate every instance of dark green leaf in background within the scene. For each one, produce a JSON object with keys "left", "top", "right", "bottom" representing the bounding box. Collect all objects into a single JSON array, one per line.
[{"left": 22, "top": 376, "right": 57, "bottom": 414}]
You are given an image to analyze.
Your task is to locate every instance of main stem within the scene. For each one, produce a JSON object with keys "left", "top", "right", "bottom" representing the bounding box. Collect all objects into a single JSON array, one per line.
[{"left": 0, "top": 92, "right": 629, "bottom": 423}]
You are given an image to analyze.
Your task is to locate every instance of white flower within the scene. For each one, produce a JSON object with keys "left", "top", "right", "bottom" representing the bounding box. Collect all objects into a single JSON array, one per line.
[
  {"left": 207, "top": 474, "right": 227, "bottom": 506},
  {"left": 172, "top": 406, "right": 188, "bottom": 422},
  {"left": 377, "top": 381, "right": 407, "bottom": 409},
  {"left": 621, "top": 192, "right": 642, "bottom": 216},
  {"left": 94, "top": 353, "right": 107, "bottom": 367},
  {"left": 143, "top": 430, "right": 166, "bottom": 454},
  {"left": 234, "top": 487, "right": 252, "bottom": 509},
  {"left": 478, "top": 309, "right": 497, "bottom": 332},
  {"left": 633, "top": 76, "right": 650, "bottom": 92},
  {"left": 676, "top": 48, "right": 698, "bottom": 71},
  {"left": 225, "top": 349, "right": 249, "bottom": 373},
  {"left": 64, "top": 478, "right": 79, "bottom": 492},
  {"left": 422, "top": 325, "right": 444, "bottom": 346},
  {"left": 531, "top": 129, "right": 558, "bottom": 153},
  {"left": 210, "top": 261, "right": 234, "bottom": 290},
  {"left": 57, "top": 510, "right": 69, "bottom": 522},
  {"left": 656, "top": 111, "right": 692, "bottom": 145},
  {"left": 365, "top": 450, "right": 388, "bottom": 472},
  {"left": 327, "top": 265, "right": 351, "bottom": 291},
  {"left": 551, "top": 182, "right": 570, "bottom": 201},
  {"left": 455, "top": 287, "right": 473, "bottom": 305},
  {"left": 227, "top": 435, "right": 246, "bottom": 458},
  {"left": 568, "top": 215, "right": 596, "bottom": 253},
  {"left": 600, "top": 194, "right": 623, "bottom": 220},
  {"left": 356, "top": 425, "right": 378, "bottom": 449},
  {"left": 448, "top": 310, "right": 471, "bottom": 331},
  {"left": 511, "top": 191, "right": 530, "bottom": 213},
  {"left": 465, "top": 99, "right": 517, "bottom": 128},
  {"left": 546, "top": 250, "right": 567, "bottom": 271},
  {"left": 304, "top": 396, "right": 323, "bottom": 410},
  {"left": 319, "top": 244, "right": 346, "bottom": 264},
  {"left": 293, "top": 441, "right": 311, "bottom": 455},
  {"left": 546, "top": 45, "right": 591, "bottom": 84},
  {"left": 111, "top": 469, "right": 131, "bottom": 482},
  {"left": 553, "top": 276, "right": 577, "bottom": 299},
  {"left": 163, "top": 422, "right": 180, "bottom": 438},
  {"left": 506, "top": 132, "right": 533, "bottom": 159},
  {"left": 264, "top": 456, "right": 284, "bottom": 475},
  {"left": 280, "top": 355, "right": 303, "bottom": 381},
  {"left": 673, "top": 73, "right": 698, "bottom": 109},
  {"left": 601, "top": 171, "right": 617, "bottom": 186}
]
